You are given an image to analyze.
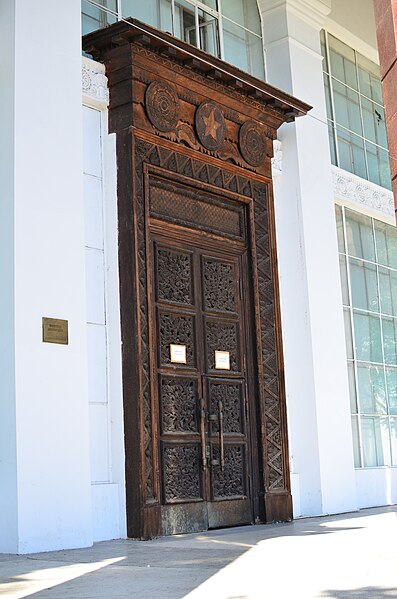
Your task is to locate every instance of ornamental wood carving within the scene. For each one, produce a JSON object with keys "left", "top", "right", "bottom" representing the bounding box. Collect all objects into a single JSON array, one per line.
[
  {"left": 195, "top": 101, "right": 226, "bottom": 151},
  {"left": 84, "top": 18, "right": 309, "bottom": 538}
]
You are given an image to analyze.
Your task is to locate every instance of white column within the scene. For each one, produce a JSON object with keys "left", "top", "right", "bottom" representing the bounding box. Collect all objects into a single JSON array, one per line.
[
  {"left": 260, "top": 0, "right": 358, "bottom": 516},
  {"left": 0, "top": 1, "right": 92, "bottom": 553},
  {"left": 0, "top": 0, "right": 18, "bottom": 554}
]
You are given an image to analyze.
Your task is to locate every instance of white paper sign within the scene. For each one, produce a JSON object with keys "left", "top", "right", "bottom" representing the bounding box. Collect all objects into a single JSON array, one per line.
[
  {"left": 170, "top": 344, "right": 187, "bottom": 364},
  {"left": 215, "top": 350, "right": 230, "bottom": 370}
]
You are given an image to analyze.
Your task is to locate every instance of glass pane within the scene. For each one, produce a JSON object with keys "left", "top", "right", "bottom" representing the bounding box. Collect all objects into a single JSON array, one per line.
[
  {"left": 198, "top": 10, "right": 219, "bottom": 56},
  {"left": 345, "top": 210, "right": 375, "bottom": 261},
  {"left": 354, "top": 313, "right": 382, "bottom": 362},
  {"left": 344, "top": 309, "right": 353, "bottom": 359},
  {"left": 365, "top": 142, "right": 392, "bottom": 190},
  {"left": 361, "top": 416, "right": 391, "bottom": 466},
  {"left": 328, "top": 122, "right": 337, "bottom": 165},
  {"left": 222, "top": 0, "right": 261, "bottom": 35},
  {"left": 333, "top": 81, "right": 362, "bottom": 136},
  {"left": 348, "top": 361, "right": 357, "bottom": 412},
  {"left": 357, "top": 52, "right": 382, "bottom": 104},
  {"left": 379, "top": 267, "right": 397, "bottom": 316},
  {"left": 349, "top": 259, "right": 378, "bottom": 311},
  {"left": 382, "top": 318, "right": 397, "bottom": 364},
  {"left": 357, "top": 364, "right": 387, "bottom": 413},
  {"left": 174, "top": 0, "right": 197, "bottom": 45},
  {"left": 361, "top": 98, "right": 388, "bottom": 148},
  {"left": 328, "top": 34, "right": 358, "bottom": 90},
  {"left": 386, "top": 368, "right": 397, "bottom": 415},
  {"left": 340, "top": 256, "right": 349, "bottom": 305},
  {"left": 335, "top": 205, "right": 345, "bottom": 253},
  {"left": 323, "top": 74, "right": 333, "bottom": 121},
  {"left": 82, "top": 0, "right": 117, "bottom": 35},
  {"left": 201, "top": 0, "right": 217, "bottom": 10},
  {"left": 122, "top": 0, "right": 161, "bottom": 28},
  {"left": 391, "top": 418, "right": 397, "bottom": 465},
  {"left": 351, "top": 415, "right": 361, "bottom": 467},
  {"left": 375, "top": 222, "right": 397, "bottom": 270},
  {"left": 336, "top": 126, "right": 366, "bottom": 179},
  {"left": 223, "top": 19, "right": 264, "bottom": 79}
]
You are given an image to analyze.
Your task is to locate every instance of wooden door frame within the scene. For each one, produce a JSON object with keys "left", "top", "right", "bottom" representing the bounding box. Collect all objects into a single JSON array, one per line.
[{"left": 83, "top": 18, "right": 310, "bottom": 539}]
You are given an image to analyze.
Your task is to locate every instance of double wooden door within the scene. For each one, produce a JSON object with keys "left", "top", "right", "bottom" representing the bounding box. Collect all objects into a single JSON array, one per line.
[{"left": 150, "top": 226, "right": 256, "bottom": 535}]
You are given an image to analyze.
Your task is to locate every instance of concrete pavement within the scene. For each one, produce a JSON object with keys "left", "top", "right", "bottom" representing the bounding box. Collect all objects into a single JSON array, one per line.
[{"left": 1, "top": 506, "right": 397, "bottom": 598}]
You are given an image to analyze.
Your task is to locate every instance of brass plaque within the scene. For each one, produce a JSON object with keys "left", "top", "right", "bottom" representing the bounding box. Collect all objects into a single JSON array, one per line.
[
  {"left": 42, "top": 317, "right": 69, "bottom": 345},
  {"left": 170, "top": 344, "right": 186, "bottom": 364},
  {"left": 215, "top": 350, "right": 230, "bottom": 370}
]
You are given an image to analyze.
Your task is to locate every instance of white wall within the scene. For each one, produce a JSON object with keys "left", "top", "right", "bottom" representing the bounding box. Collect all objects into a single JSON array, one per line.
[
  {"left": 261, "top": 0, "right": 358, "bottom": 517},
  {"left": 0, "top": 0, "right": 92, "bottom": 553},
  {"left": 0, "top": 0, "right": 18, "bottom": 553},
  {"left": 82, "top": 60, "right": 126, "bottom": 541}
]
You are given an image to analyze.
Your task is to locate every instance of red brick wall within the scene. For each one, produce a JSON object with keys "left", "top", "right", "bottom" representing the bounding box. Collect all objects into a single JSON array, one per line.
[{"left": 375, "top": 0, "right": 397, "bottom": 218}]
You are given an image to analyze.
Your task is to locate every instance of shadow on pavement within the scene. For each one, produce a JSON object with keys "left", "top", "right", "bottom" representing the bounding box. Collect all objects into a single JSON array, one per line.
[{"left": 319, "top": 588, "right": 397, "bottom": 598}]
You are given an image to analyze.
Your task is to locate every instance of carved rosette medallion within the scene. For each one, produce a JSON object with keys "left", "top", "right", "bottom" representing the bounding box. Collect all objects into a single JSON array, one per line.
[
  {"left": 195, "top": 101, "right": 226, "bottom": 151},
  {"left": 239, "top": 120, "right": 267, "bottom": 167},
  {"left": 145, "top": 80, "right": 180, "bottom": 132}
]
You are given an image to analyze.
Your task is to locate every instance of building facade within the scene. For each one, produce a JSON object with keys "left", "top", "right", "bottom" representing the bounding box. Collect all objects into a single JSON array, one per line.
[{"left": 0, "top": 0, "right": 396, "bottom": 554}]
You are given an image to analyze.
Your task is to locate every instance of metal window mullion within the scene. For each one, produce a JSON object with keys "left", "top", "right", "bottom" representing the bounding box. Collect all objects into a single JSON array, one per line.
[
  {"left": 354, "top": 49, "right": 371, "bottom": 183},
  {"left": 194, "top": 5, "right": 200, "bottom": 50},
  {"left": 221, "top": 15, "right": 262, "bottom": 38},
  {"left": 171, "top": 0, "right": 176, "bottom": 36},
  {"left": 372, "top": 217, "right": 391, "bottom": 466},
  {"left": 343, "top": 207, "right": 364, "bottom": 467},
  {"left": 325, "top": 31, "right": 340, "bottom": 167},
  {"left": 217, "top": 0, "right": 225, "bottom": 61}
]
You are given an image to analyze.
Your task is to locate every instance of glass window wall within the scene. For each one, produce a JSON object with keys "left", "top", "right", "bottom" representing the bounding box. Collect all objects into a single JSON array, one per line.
[
  {"left": 321, "top": 31, "right": 391, "bottom": 191},
  {"left": 336, "top": 204, "right": 397, "bottom": 468},
  {"left": 82, "top": 0, "right": 265, "bottom": 79}
]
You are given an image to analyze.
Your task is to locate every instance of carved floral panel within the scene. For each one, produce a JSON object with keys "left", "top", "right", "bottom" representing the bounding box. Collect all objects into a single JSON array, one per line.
[
  {"left": 206, "top": 321, "right": 239, "bottom": 371},
  {"left": 163, "top": 445, "right": 202, "bottom": 502},
  {"left": 161, "top": 378, "right": 198, "bottom": 434},
  {"left": 209, "top": 382, "right": 243, "bottom": 435},
  {"left": 203, "top": 258, "right": 236, "bottom": 313},
  {"left": 211, "top": 445, "right": 246, "bottom": 498},
  {"left": 157, "top": 247, "right": 192, "bottom": 305},
  {"left": 159, "top": 312, "right": 196, "bottom": 368}
]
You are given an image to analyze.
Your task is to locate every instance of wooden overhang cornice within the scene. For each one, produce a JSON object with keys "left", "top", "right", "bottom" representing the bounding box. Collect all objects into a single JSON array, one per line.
[{"left": 83, "top": 18, "right": 311, "bottom": 125}]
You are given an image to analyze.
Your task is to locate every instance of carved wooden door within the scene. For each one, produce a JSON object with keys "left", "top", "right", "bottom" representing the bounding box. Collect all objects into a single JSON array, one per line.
[{"left": 150, "top": 230, "right": 253, "bottom": 535}]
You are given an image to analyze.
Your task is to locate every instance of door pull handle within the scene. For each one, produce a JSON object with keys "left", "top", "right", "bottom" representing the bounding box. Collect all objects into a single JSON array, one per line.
[
  {"left": 218, "top": 399, "right": 225, "bottom": 471},
  {"left": 200, "top": 398, "right": 207, "bottom": 470}
]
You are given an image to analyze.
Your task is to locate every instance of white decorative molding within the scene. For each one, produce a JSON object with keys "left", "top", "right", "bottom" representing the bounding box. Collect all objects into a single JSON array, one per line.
[
  {"left": 332, "top": 165, "right": 394, "bottom": 222},
  {"left": 258, "top": 0, "right": 331, "bottom": 29},
  {"left": 272, "top": 140, "right": 283, "bottom": 176},
  {"left": 82, "top": 56, "right": 109, "bottom": 107}
]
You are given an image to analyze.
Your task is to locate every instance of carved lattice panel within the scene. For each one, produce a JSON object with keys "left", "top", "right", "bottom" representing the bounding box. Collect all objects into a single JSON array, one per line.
[
  {"left": 211, "top": 445, "right": 246, "bottom": 499},
  {"left": 162, "top": 445, "right": 202, "bottom": 503},
  {"left": 203, "top": 258, "right": 236, "bottom": 313},
  {"left": 159, "top": 312, "right": 196, "bottom": 368},
  {"left": 156, "top": 247, "right": 193, "bottom": 305},
  {"left": 208, "top": 381, "right": 244, "bottom": 435},
  {"left": 253, "top": 183, "right": 285, "bottom": 491},
  {"left": 205, "top": 321, "right": 239, "bottom": 372},
  {"left": 160, "top": 377, "right": 198, "bottom": 434},
  {"left": 150, "top": 177, "right": 244, "bottom": 239}
]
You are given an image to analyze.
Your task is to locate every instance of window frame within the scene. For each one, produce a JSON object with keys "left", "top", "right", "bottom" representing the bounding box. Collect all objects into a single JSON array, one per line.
[{"left": 322, "top": 30, "right": 391, "bottom": 191}]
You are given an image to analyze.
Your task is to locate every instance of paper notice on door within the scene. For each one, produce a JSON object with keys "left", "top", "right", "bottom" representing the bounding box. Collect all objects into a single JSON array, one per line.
[
  {"left": 170, "top": 344, "right": 187, "bottom": 364},
  {"left": 215, "top": 350, "right": 230, "bottom": 370}
]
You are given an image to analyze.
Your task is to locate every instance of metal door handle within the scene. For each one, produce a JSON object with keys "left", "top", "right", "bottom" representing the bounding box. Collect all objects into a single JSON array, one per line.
[
  {"left": 218, "top": 399, "right": 225, "bottom": 471},
  {"left": 200, "top": 397, "right": 207, "bottom": 470}
]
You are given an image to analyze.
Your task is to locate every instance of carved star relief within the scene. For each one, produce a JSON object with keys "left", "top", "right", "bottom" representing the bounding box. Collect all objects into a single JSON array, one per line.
[{"left": 203, "top": 109, "right": 221, "bottom": 141}]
